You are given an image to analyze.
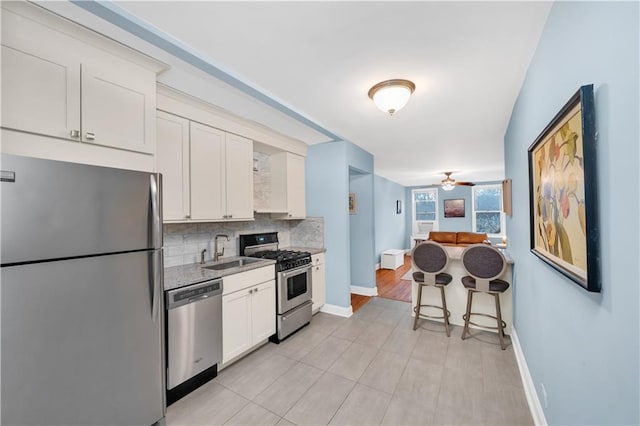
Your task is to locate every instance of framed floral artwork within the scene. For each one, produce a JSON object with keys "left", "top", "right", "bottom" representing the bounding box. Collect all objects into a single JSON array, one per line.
[{"left": 528, "top": 84, "right": 600, "bottom": 292}]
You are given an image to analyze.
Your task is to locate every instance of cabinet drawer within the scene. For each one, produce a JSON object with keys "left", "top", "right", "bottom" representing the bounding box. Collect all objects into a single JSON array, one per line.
[
  {"left": 312, "top": 253, "right": 325, "bottom": 266},
  {"left": 222, "top": 265, "right": 275, "bottom": 295}
]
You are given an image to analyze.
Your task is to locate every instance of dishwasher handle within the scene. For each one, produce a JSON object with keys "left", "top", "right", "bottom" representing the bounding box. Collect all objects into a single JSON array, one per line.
[{"left": 166, "top": 279, "right": 223, "bottom": 310}]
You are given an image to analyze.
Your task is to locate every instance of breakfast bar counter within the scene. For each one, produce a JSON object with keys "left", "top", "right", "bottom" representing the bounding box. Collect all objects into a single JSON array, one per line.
[{"left": 411, "top": 246, "right": 514, "bottom": 334}]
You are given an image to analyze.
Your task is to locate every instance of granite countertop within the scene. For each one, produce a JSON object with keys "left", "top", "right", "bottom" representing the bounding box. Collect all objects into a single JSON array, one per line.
[
  {"left": 284, "top": 246, "right": 326, "bottom": 255},
  {"left": 444, "top": 246, "right": 514, "bottom": 264},
  {"left": 164, "top": 256, "right": 276, "bottom": 291}
]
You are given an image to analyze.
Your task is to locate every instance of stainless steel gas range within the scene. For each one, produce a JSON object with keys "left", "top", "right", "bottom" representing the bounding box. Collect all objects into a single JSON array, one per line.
[{"left": 239, "top": 232, "right": 312, "bottom": 342}]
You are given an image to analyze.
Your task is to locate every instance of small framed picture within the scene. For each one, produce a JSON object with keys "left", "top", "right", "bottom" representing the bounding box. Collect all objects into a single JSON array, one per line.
[
  {"left": 349, "top": 192, "right": 357, "bottom": 214},
  {"left": 444, "top": 199, "right": 465, "bottom": 218}
]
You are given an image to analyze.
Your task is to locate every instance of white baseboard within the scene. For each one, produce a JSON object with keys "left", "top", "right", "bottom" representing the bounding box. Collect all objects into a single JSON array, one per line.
[
  {"left": 512, "top": 327, "right": 547, "bottom": 426},
  {"left": 320, "top": 303, "right": 353, "bottom": 318},
  {"left": 375, "top": 263, "right": 381, "bottom": 270},
  {"left": 350, "top": 285, "right": 378, "bottom": 296}
]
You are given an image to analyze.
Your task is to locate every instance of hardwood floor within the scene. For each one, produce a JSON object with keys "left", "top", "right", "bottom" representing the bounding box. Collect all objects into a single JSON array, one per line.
[
  {"left": 350, "top": 254, "right": 413, "bottom": 311},
  {"left": 350, "top": 294, "right": 371, "bottom": 313},
  {"left": 376, "top": 254, "right": 412, "bottom": 303}
]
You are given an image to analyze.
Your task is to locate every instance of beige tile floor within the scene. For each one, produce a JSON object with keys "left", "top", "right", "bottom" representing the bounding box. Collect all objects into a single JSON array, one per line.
[{"left": 167, "top": 297, "right": 533, "bottom": 426}]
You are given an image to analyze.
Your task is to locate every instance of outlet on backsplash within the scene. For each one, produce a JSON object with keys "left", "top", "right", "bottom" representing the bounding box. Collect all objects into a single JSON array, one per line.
[{"left": 163, "top": 217, "right": 324, "bottom": 268}]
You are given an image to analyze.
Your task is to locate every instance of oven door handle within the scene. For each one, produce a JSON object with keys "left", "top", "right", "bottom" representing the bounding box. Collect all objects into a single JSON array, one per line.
[{"left": 279, "top": 264, "right": 312, "bottom": 280}]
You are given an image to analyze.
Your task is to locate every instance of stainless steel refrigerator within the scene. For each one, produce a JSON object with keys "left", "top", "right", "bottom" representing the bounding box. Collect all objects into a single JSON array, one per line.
[{"left": 1, "top": 154, "right": 165, "bottom": 426}]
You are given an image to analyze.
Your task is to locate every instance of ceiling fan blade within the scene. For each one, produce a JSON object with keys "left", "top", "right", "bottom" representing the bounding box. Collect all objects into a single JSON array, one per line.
[{"left": 455, "top": 181, "right": 475, "bottom": 186}]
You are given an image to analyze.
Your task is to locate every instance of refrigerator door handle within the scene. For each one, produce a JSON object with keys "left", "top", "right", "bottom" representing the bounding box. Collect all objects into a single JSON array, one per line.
[
  {"left": 149, "top": 174, "right": 163, "bottom": 249},
  {"left": 150, "top": 249, "right": 163, "bottom": 322}
]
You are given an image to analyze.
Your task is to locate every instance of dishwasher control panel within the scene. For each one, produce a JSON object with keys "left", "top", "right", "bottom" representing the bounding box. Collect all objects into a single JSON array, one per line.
[
  {"left": 166, "top": 279, "right": 222, "bottom": 309},
  {"left": 173, "top": 282, "right": 220, "bottom": 302}
]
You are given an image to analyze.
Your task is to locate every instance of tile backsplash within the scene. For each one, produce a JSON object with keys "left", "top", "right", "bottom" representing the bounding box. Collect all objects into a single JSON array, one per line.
[{"left": 163, "top": 216, "right": 324, "bottom": 267}]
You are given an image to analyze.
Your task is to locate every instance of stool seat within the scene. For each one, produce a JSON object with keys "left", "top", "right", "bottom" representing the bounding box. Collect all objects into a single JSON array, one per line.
[
  {"left": 461, "top": 276, "right": 509, "bottom": 293},
  {"left": 413, "top": 271, "right": 453, "bottom": 286}
]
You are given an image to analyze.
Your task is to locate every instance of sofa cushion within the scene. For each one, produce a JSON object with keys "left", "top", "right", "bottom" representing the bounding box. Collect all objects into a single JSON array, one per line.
[
  {"left": 428, "top": 231, "right": 457, "bottom": 244},
  {"left": 456, "top": 232, "right": 488, "bottom": 245}
]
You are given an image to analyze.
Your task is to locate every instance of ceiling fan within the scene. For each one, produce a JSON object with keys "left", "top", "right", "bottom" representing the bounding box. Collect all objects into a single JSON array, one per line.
[{"left": 439, "top": 172, "right": 475, "bottom": 191}]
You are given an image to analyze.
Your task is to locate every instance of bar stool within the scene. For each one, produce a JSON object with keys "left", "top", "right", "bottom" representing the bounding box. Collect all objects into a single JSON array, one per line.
[
  {"left": 460, "top": 244, "right": 509, "bottom": 349},
  {"left": 411, "top": 241, "right": 452, "bottom": 336}
]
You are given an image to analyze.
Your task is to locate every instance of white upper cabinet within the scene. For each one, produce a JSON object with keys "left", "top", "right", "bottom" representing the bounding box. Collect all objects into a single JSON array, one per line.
[
  {"left": 190, "top": 121, "right": 226, "bottom": 221},
  {"left": 156, "top": 112, "right": 190, "bottom": 221},
  {"left": 156, "top": 113, "right": 253, "bottom": 222},
  {"left": 224, "top": 133, "right": 254, "bottom": 220},
  {"left": 81, "top": 62, "right": 156, "bottom": 153},
  {"left": 1, "top": 44, "right": 80, "bottom": 140},
  {"left": 271, "top": 152, "right": 306, "bottom": 219},
  {"left": 1, "top": 2, "right": 164, "bottom": 167}
]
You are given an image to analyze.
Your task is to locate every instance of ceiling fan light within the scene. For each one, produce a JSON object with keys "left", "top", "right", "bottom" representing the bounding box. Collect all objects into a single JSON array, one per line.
[
  {"left": 442, "top": 181, "right": 455, "bottom": 191},
  {"left": 441, "top": 171, "right": 455, "bottom": 191},
  {"left": 368, "top": 79, "right": 415, "bottom": 115}
]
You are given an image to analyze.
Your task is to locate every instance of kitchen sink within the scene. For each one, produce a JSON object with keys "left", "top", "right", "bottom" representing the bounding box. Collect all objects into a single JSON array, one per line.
[{"left": 202, "top": 257, "right": 264, "bottom": 271}]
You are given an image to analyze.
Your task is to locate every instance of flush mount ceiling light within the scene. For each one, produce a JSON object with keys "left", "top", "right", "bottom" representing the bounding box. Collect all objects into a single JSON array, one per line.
[{"left": 368, "top": 79, "right": 416, "bottom": 116}]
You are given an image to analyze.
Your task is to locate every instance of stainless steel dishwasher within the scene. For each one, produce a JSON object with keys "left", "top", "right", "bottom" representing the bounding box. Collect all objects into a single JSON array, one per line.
[{"left": 166, "top": 279, "right": 223, "bottom": 392}]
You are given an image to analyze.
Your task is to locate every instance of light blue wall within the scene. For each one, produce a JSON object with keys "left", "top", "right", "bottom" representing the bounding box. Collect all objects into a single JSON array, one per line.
[
  {"left": 306, "top": 142, "right": 351, "bottom": 308},
  {"left": 504, "top": 2, "right": 639, "bottom": 424},
  {"left": 306, "top": 140, "right": 376, "bottom": 308},
  {"left": 437, "top": 186, "right": 473, "bottom": 232},
  {"left": 404, "top": 183, "right": 503, "bottom": 246},
  {"left": 374, "top": 175, "right": 408, "bottom": 263},
  {"left": 346, "top": 143, "right": 375, "bottom": 289},
  {"left": 349, "top": 171, "right": 375, "bottom": 288}
]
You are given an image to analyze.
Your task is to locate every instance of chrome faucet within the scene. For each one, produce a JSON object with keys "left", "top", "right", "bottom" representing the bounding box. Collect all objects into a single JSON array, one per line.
[
  {"left": 214, "top": 234, "right": 230, "bottom": 261},
  {"left": 200, "top": 249, "right": 207, "bottom": 264}
]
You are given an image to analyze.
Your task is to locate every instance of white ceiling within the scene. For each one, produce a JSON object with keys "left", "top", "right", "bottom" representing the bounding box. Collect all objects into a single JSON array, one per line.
[{"left": 112, "top": 1, "right": 551, "bottom": 186}]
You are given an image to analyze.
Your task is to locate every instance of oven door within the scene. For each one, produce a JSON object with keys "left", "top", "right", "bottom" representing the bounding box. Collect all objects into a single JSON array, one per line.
[{"left": 277, "top": 265, "right": 312, "bottom": 314}]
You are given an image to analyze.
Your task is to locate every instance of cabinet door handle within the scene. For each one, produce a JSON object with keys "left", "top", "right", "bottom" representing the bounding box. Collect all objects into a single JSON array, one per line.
[
  {"left": 85, "top": 132, "right": 96, "bottom": 141},
  {"left": 69, "top": 130, "right": 80, "bottom": 138}
]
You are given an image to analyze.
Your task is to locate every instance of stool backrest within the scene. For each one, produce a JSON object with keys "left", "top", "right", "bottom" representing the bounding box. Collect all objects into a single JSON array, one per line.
[
  {"left": 461, "top": 244, "right": 507, "bottom": 292},
  {"left": 412, "top": 241, "right": 449, "bottom": 285}
]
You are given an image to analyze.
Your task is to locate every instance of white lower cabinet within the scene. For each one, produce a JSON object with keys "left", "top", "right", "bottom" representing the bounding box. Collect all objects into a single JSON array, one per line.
[
  {"left": 222, "top": 288, "right": 253, "bottom": 362},
  {"left": 222, "top": 266, "right": 275, "bottom": 365},
  {"left": 311, "top": 253, "right": 326, "bottom": 313}
]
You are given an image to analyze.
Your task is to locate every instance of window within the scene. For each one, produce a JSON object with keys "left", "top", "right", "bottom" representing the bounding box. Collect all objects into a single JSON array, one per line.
[
  {"left": 412, "top": 189, "right": 438, "bottom": 235},
  {"left": 472, "top": 185, "right": 504, "bottom": 236}
]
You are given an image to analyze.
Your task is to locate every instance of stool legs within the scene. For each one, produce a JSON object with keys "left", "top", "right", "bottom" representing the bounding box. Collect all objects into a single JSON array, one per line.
[
  {"left": 461, "top": 290, "right": 507, "bottom": 350},
  {"left": 440, "top": 286, "right": 451, "bottom": 337},
  {"left": 413, "top": 283, "right": 451, "bottom": 335},
  {"left": 495, "top": 293, "right": 506, "bottom": 350},
  {"left": 462, "top": 289, "right": 473, "bottom": 340},
  {"left": 412, "top": 283, "right": 424, "bottom": 331}
]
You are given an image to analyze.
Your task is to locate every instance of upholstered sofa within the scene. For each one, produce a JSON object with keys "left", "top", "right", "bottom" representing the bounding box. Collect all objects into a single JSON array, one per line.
[{"left": 427, "top": 231, "right": 489, "bottom": 247}]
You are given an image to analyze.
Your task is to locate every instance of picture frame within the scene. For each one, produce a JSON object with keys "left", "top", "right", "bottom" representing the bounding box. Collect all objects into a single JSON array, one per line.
[
  {"left": 349, "top": 192, "right": 357, "bottom": 214},
  {"left": 396, "top": 200, "right": 402, "bottom": 214},
  {"left": 528, "top": 84, "right": 600, "bottom": 292},
  {"left": 444, "top": 199, "right": 465, "bottom": 218},
  {"left": 502, "top": 178, "right": 512, "bottom": 216}
]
